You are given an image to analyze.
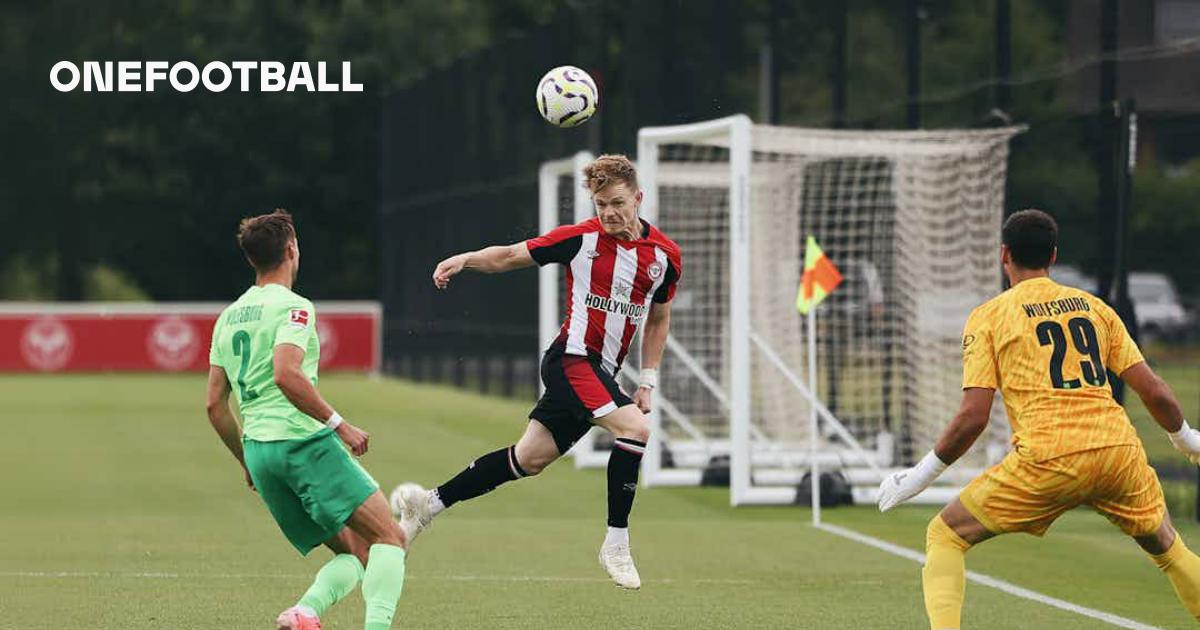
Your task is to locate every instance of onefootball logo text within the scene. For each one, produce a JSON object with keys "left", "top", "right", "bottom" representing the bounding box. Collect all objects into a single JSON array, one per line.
[{"left": 50, "top": 61, "right": 363, "bottom": 93}]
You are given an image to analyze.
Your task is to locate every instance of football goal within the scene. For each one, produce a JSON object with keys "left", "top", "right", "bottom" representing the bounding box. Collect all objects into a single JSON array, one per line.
[{"left": 634, "top": 116, "right": 1023, "bottom": 506}]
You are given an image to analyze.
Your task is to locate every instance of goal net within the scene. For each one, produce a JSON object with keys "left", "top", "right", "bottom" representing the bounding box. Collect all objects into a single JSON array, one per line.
[{"left": 636, "top": 116, "right": 1022, "bottom": 505}]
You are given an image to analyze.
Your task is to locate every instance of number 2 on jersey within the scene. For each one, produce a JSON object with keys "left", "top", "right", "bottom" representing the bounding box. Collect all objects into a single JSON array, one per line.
[
  {"left": 1035, "top": 317, "right": 1106, "bottom": 390},
  {"left": 232, "top": 330, "right": 259, "bottom": 400}
]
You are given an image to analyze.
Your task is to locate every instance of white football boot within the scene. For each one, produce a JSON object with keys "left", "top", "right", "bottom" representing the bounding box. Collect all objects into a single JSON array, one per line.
[
  {"left": 598, "top": 542, "right": 642, "bottom": 590},
  {"left": 390, "top": 482, "right": 434, "bottom": 546}
]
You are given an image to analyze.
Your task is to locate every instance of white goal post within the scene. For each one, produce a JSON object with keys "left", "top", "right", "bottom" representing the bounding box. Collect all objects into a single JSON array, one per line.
[
  {"left": 636, "top": 115, "right": 1024, "bottom": 506},
  {"left": 537, "top": 151, "right": 593, "bottom": 382},
  {"left": 537, "top": 151, "right": 614, "bottom": 468},
  {"left": 538, "top": 151, "right": 701, "bottom": 477}
]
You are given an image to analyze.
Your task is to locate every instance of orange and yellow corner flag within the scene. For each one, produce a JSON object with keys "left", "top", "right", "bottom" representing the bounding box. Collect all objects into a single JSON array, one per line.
[{"left": 796, "top": 236, "right": 843, "bottom": 315}]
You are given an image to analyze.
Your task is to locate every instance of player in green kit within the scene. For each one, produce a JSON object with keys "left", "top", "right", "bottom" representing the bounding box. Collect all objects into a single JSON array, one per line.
[{"left": 205, "top": 209, "right": 408, "bottom": 630}]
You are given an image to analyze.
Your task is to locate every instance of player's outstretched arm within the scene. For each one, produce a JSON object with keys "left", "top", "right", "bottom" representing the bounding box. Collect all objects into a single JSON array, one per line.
[
  {"left": 273, "top": 344, "right": 370, "bottom": 456},
  {"left": 432, "top": 243, "right": 534, "bottom": 289},
  {"left": 1122, "top": 362, "right": 1200, "bottom": 462},
  {"left": 633, "top": 301, "right": 671, "bottom": 413},
  {"left": 205, "top": 366, "right": 253, "bottom": 489},
  {"left": 878, "top": 387, "right": 994, "bottom": 512}
]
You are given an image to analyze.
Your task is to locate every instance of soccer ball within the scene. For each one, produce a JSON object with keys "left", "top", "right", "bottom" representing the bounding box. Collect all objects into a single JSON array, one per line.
[{"left": 535, "top": 65, "right": 598, "bottom": 128}]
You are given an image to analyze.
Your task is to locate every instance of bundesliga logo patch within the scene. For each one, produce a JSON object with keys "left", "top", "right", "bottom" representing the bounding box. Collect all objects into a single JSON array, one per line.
[{"left": 288, "top": 309, "right": 310, "bottom": 328}]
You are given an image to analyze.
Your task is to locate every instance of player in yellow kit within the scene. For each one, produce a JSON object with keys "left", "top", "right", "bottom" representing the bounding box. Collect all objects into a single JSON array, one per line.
[{"left": 877, "top": 209, "right": 1200, "bottom": 629}]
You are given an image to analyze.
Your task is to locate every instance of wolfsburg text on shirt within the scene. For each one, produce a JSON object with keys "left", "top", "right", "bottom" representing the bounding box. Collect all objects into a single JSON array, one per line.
[
  {"left": 50, "top": 61, "right": 363, "bottom": 93},
  {"left": 226, "top": 305, "right": 263, "bottom": 325},
  {"left": 1021, "top": 297, "right": 1092, "bottom": 318}
]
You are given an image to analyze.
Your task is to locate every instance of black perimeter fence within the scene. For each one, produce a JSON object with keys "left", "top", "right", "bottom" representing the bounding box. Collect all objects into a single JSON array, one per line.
[
  {"left": 381, "top": 0, "right": 756, "bottom": 398},
  {"left": 381, "top": 0, "right": 1194, "bottom": 407}
]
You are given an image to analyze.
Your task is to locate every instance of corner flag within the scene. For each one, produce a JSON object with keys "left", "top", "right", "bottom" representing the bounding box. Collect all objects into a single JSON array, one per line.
[{"left": 796, "top": 236, "right": 843, "bottom": 315}]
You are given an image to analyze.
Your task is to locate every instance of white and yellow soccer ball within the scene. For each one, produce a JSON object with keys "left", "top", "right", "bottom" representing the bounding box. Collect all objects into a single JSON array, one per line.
[{"left": 535, "top": 65, "right": 599, "bottom": 128}]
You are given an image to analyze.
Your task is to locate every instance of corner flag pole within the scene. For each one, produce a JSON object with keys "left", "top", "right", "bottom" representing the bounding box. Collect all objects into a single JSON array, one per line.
[
  {"left": 809, "top": 306, "right": 821, "bottom": 526},
  {"left": 798, "top": 236, "right": 843, "bottom": 527}
]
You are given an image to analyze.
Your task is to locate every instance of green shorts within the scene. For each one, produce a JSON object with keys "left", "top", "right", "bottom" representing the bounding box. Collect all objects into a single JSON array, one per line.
[{"left": 243, "top": 428, "right": 379, "bottom": 555}]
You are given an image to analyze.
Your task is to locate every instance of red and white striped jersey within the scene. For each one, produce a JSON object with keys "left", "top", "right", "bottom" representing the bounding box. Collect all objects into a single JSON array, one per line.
[{"left": 527, "top": 217, "right": 682, "bottom": 374}]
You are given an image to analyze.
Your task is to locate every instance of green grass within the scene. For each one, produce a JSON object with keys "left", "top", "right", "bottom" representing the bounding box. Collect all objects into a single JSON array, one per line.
[
  {"left": 3, "top": 374, "right": 1200, "bottom": 629},
  {"left": 1125, "top": 362, "right": 1200, "bottom": 520},
  {"left": 1128, "top": 362, "right": 1200, "bottom": 464}
]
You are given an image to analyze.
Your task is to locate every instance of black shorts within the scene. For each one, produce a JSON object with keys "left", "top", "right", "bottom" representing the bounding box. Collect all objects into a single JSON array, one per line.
[{"left": 529, "top": 343, "right": 633, "bottom": 454}]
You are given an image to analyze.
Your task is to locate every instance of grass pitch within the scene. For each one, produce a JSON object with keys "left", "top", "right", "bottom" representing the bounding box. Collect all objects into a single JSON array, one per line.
[{"left": 3, "top": 373, "right": 1199, "bottom": 629}]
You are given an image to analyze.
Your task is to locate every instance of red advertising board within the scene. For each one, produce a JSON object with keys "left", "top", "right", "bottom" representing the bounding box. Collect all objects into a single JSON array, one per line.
[{"left": 0, "top": 302, "right": 380, "bottom": 372}]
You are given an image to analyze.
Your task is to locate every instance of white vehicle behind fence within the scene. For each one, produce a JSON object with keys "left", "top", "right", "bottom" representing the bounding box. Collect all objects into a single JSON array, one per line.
[{"left": 1050, "top": 266, "right": 1191, "bottom": 341}]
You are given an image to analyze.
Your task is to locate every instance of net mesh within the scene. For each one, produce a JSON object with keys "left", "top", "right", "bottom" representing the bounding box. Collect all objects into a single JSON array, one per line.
[
  {"left": 555, "top": 174, "right": 576, "bottom": 327},
  {"left": 652, "top": 124, "right": 1020, "bottom": 476},
  {"left": 656, "top": 145, "right": 731, "bottom": 442}
]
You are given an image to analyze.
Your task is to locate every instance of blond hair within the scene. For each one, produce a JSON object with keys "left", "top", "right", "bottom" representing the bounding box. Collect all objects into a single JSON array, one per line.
[{"left": 582, "top": 154, "right": 639, "bottom": 194}]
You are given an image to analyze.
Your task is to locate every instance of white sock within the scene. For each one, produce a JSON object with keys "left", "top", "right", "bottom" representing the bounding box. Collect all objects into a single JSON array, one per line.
[
  {"left": 604, "top": 526, "right": 629, "bottom": 547},
  {"left": 428, "top": 489, "right": 446, "bottom": 516}
]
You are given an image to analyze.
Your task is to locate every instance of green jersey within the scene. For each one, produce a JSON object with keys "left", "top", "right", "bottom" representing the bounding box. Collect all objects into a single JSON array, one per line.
[{"left": 209, "top": 283, "right": 324, "bottom": 441}]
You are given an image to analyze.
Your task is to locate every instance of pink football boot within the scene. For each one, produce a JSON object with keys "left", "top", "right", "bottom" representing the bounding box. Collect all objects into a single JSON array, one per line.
[{"left": 275, "top": 606, "right": 322, "bottom": 630}]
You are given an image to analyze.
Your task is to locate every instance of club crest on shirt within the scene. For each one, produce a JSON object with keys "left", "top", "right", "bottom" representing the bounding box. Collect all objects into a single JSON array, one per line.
[
  {"left": 647, "top": 261, "right": 664, "bottom": 280},
  {"left": 289, "top": 308, "right": 310, "bottom": 328}
]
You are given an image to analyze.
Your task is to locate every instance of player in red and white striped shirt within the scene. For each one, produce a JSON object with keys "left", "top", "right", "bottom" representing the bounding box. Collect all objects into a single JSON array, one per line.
[{"left": 391, "top": 155, "right": 680, "bottom": 590}]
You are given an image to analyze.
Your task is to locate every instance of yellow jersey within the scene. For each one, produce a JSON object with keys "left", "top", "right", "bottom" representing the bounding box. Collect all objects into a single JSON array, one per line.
[{"left": 962, "top": 276, "right": 1145, "bottom": 461}]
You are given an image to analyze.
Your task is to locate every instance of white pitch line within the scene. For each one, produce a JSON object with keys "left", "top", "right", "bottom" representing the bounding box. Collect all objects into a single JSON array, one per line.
[
  {"left": 0, "top": 571, "right": 298, "bottom": 580},
  {"left": 815, "top": 523, "right": 1163, "bottom": 630},
  {"left": 0, "top": 571, "right": 754, "bottom": 585}
]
